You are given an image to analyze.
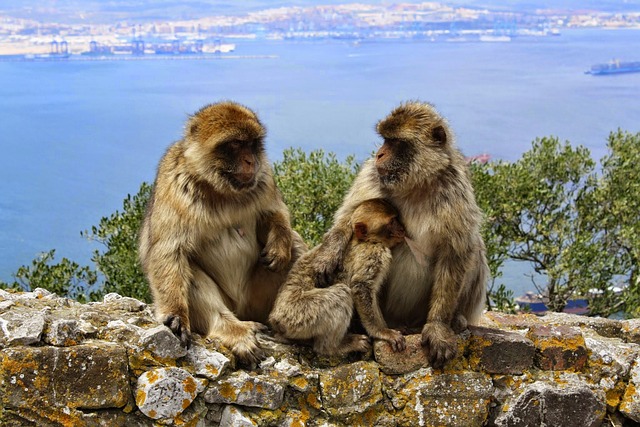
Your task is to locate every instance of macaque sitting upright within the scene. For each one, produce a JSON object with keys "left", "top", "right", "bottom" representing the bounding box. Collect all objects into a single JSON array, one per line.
[{"left": 139, "top": 101, "right": 306, "bottom": 365}]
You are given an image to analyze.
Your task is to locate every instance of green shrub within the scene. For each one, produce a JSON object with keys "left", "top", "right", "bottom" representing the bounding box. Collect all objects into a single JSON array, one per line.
[
  {"left": 0, "top": 249, "right": 98, "bottom": 302},
  {"left": 274, "top": 148, "right": 359, "bottom": 246},
  {"left": 4, "top": 137, "right": 639, "bottom": 319},
  {"left": 82, "top": 182, "right": 152, "bottom": 302}
]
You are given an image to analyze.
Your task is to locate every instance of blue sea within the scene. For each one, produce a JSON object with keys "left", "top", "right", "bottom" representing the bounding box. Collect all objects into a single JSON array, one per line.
[{"left": 0, "top": 28, "right": 639, "bottom": 297}]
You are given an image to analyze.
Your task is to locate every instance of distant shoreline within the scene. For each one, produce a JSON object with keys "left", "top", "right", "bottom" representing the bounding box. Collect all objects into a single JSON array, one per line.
[
  {"left": 0, "top": 53, "right": 279, "bottom": 62},
  {"left": 2, "top": 26, "right": 639, "bottom": 58}
]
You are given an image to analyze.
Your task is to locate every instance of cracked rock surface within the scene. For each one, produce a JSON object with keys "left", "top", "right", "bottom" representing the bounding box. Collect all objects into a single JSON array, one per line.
[{"left": 1, "top": 289, "right": 640, "bottom": 426}]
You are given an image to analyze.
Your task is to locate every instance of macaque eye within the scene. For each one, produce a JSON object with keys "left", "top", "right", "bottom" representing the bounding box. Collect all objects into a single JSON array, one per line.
[{"left": 227, "top": 140, "right": 242, "bottom": 150}]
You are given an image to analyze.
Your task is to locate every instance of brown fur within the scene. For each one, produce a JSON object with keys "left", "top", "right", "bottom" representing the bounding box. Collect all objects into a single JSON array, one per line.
[
  {"left": 269, "top": 198, "right": 406, "bottom": 355},
  {"left": 311, "top": 101, "right": 488, "bottom": 369},
  {"left": 139, "top": 101, "right": 306, "bottom": 365}
]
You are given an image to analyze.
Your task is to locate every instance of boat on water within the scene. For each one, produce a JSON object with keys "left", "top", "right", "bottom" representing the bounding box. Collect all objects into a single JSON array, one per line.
[
  {"left": 479, "top": 35, "right": 511, "bottom": 43},
  {"left": 24, "top": 52, "right": 70, "bottom": 60},
  {"left": 465, "top": 153, "right": 491, "bottom": 164},
  {"left": 515, "top": 292, "right": 589, "bottom": 315},
  {"left": 586, "top": 60, "right": 640, "bottom": 75}
]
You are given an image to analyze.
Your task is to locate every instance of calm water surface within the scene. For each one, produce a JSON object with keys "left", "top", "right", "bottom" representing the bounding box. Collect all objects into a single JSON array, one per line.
[{"left": 1, "top": 28, "right": 639, "bottom": 295}]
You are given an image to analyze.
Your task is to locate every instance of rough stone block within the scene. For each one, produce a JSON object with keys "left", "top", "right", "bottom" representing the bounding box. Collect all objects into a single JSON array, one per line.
[
  {"left": 274, "top": 357, "right": 303, "bottom": 375},
  {"left": 0, "top": 342, "right": 130, "bottom": 410},
  {"left": 260, "top": 355, "right": 304, "bottom": 378},
  {"left": 483, "top": 311, "right": 541, "bottom": 329},
  {"left": 468, "top": 326, "right": 535, "bottom": 374},
  {"left": 0, "top": 310, "right": 45, "bottom": 346},
  {"left": 374, "top": 331, "right": 469, "bottom": 374},
  {"left": 494, "top": 381, "right": 606, "bottom": 427},
  {"left": 0, "top": 289, "right": 16, "bottom": 301},
  {"left": 526, "top": 324, "right": 587, "bottom": 371},
  {"left": 620, "top": 358, "right": 640, "bottom": 422},
  {"left": 4, "top": 288, "right": 640, "bottom": 426},
  {"left": 585, "top": 334, "right": 640, "bottom": 410},
  {"left": 140, "top": 325, "right": 188, "bottom": 359},
  {"left": 32, "top": 288, "right": 57, "bottom": 299},
  {"left": 204, "top": 370, "right": 286, "bottom": 410},
  {"left": 0, "top": 300, "right": 15, "bottom": 312},
  {"left": 135, "top": 367, "right": 205, "bottom": 420},
  {"left": 219, "top": 405, "right": 256, "bottom": 427},
  {"left": 102, "top": 292, "right": 147, "bottom": 312},
  {"left": 319, "top": 361, "right": 383, "bottom": 418},
  {"left": 543, "top": 311, "right": 622, "bottom": 339},
  {"left": 280, "top": 410, "right": 312, "bottom": 427},
  {"left": 622, "top": 318, "right": 640, "bottom": 344},
  {"left": 0, "top": 406, "right": 139, "bottom": 426},
  {"left": 43, "top": 318, "right": 83, "bottom": 346},
  {"left": 98, "top": 319, "right": 143, "bottom": 344},
  {"left": 374, "top": 334, "right": 427, "bottom": 374},
  {"left": 173, "top": 398, "right": 208, "bottom": 427},
  {"left": 183, "top": 344, "right": 231, "bottom": 380},
  {"left": 388, "top": 369, "right": 493, "bottom": 427}
]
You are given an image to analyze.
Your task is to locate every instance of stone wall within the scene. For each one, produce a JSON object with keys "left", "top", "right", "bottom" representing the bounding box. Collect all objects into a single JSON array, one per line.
[{"left": 1, "top": 288, "right": 640, "bottom": 426}]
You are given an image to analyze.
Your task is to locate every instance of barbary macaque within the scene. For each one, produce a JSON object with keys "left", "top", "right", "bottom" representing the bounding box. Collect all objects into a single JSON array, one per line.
[
  {"left": 269, "top": 198, "right": 407, "bottom": 355},
  {"left": 310, "top": 101, "right": 488, "bottom": 368},
  {"left": 139, "top": 101, "right": 306, "bottom": 364}
]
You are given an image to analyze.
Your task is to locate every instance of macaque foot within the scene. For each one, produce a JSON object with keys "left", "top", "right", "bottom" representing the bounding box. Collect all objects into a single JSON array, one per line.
[
  {"left": 247, "top": 320, "right": 269, "bottom": 334},
  {"left": 316, "top": 333, "right": 370, "bottom": 356},
  {"left": 339, "top": 333, "right": 371, "bottom": 354},
  {"left": 210, "top": 321, "right": 267, "bottom": 366},
  {"left": 376, "top": 328, "right": 406, "bottom": 352},
  {"left": 421, "top": 322, "right": 457, "bottom": 369},
  {"left": 269, "top": 332, "right": 293, "bottom": 344},
  {"left": 163, "top": 314, "right": 192, "bottom": 348}
]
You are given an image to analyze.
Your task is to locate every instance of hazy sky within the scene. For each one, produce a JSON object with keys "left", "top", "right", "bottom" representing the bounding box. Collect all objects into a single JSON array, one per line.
[
  {"left": 2, "top": 0, "right": 640, "bottom": 17},
  {"left": 1, "top": 0, "right": 638, "bottom": 28}
]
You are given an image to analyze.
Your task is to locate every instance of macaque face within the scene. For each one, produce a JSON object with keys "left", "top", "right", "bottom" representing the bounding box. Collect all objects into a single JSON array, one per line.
[
  {"left": 375, "top": 102, "right": 451, "bottom": 188},
  {"left": 375, "top": 138, "right": 415, "bottom": 187},
  {"left": 186, "top": 103, "right": 266, "bottom": 192},
  {"left": 215, "top": 137, "right": 263, "bottom": 190}
]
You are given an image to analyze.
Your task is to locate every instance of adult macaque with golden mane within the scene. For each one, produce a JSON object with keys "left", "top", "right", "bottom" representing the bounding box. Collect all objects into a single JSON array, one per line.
[
  {"left": 139, "top": 101, "right": 306, "bottom": 364},
  {"left": 311, "top": 101, "right": 488, "bottom": 368}
]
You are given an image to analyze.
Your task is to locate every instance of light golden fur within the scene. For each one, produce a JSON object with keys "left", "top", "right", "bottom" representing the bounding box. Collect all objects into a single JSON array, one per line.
[
  {"left": 269, "top": 199, "right": 406, "bottom": 355},
  {"left": 312, "top": 101, "right": 488, "bottom": 368},
  {"left": 139, "top": 101, "right": 306, "bottom": 364}
]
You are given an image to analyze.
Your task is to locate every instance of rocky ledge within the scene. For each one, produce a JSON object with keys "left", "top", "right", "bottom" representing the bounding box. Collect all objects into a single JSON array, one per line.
[{"left": 1, "top": 288, "right": 640, "bottom": 426}]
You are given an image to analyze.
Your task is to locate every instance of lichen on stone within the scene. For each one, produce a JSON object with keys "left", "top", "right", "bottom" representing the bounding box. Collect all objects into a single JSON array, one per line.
[{"left": 1, "top": 290, "right": 640, "bottom": 426}]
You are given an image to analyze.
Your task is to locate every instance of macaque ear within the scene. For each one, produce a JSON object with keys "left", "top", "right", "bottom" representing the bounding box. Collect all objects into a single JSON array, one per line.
[
  {"left": 354, "top": 222, "right": 369, "bottom": 241},
  {"left": 431, "top": 125, "right": 447, "bottom": 144},
  {"left": 186, "top": 117, "right": 198, "bottom": 137}
]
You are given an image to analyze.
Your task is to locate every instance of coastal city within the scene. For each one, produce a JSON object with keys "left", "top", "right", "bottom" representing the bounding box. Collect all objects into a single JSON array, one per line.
[{"left": 0, "top": 2, "right": 639, "bottom": 58}]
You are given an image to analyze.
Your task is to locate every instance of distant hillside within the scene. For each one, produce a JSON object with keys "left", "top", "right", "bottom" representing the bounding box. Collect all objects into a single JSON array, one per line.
[
  {"left": 452, "top": 0, "right": 640, "bottom": 12},
  {"left": 2, "top": 0, "right": 639, "bottom": 24}
]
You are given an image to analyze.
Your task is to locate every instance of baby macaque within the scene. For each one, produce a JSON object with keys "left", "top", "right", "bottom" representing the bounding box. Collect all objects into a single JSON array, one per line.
[{"left": 269, "top": 198, "right": 406, "bottom": 355}]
